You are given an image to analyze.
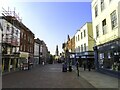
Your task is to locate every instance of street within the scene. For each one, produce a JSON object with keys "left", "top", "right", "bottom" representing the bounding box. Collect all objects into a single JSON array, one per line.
[{"left": 2, "top": 63, "right": 94, "bottom": 88}]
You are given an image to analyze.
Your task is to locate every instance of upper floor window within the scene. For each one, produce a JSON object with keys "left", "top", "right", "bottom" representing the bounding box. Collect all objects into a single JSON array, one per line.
[
  {"left": 84, "top": 43, "right": 86, "bottom": 51},
  {"left": 102, "top": 19, "right": 107, "bottom": 35},
  {"left": 16, "top": 30, "right": 18, "bottom": 35},
  {"left": 76, "top": 37, "right": 77, "bottom": 42},
  {"left": 111, "top": 10, "right": 117, "bottom": 29},
  {"left": 6, "top": 24, "right": 10, "bottom": 31},
  {"left": 84, "top": 30, "right": 86, "bottom": 37},
  {"left": 109, "top": 0, "right": 112, "bottom": 3},
  {"left": 96, "top": 25, "right": 99, "bottom": 38},
  {"left": 101, "top": 0, "right": 105, "bottom": 11},
  {"left": 81, "top": 45, "right": 83, "bottom": 52},
  {"left": 24, "top": 34, "right": 26, "bottom": 40},
  {"left": 81, "top": 32, "right": 83, "bottom": 39},
  {"left": 21, "top": 32, "right": 23, "bottom": 38},
  {"left": 78, "top": 35, "right": 79, "bottom": 41},
  {"left": 95, "top": 5, "right": 98, "bottom": 17},
  {"left": 12, "top": 27, "right": 14, "bottom": 34},
  {"left": 78, "top": 46, "right": 80, "bottom": 52}
]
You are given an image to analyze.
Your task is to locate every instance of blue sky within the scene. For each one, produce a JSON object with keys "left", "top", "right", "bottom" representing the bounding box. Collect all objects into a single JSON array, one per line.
[{"left": 1, "top": 1, "right": 92, "bottom": 55}]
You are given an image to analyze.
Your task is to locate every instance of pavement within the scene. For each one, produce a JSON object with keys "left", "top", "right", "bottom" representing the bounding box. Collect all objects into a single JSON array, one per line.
[
  {"left": 2, "top": 63, "right": 120, "bottom": 89},
  {"left": 73, "top": 66, "right": 120, "bottom": 88},
  {"left": 2, "top": 64, "right": 94, "bottom": 88}
]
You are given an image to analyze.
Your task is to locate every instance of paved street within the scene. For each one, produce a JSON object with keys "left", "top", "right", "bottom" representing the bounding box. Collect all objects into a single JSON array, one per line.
[{"left": 2, "top": 63, "right": 94, "bottom": 88}]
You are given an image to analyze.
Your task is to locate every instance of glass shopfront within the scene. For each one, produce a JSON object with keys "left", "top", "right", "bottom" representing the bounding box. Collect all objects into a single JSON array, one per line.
[{"left": 98, "top": 40, "right": 120, "bottom": 71}]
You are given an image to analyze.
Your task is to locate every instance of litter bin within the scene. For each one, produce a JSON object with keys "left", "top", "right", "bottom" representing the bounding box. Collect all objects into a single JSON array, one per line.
[{"left": 62, "top": 63, "right": 67, "bottom": 72}]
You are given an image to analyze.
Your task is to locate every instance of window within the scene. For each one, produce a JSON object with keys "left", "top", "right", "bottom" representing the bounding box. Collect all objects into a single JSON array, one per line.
[
  {"left": 81, "top": 45, "right": 83, "bottom": 52},
  {"left": 76, "top": 37, "right": 77, "bottom": 42},
  {"left": 95, "top": 5, "right": 98, "bottom": 17},
  {"left": 109, "top": 0, "right": 112, "bottom": 2},
  {"left": 111, "top": 10, "right": 117, "bottom": 29},
  {"left": 96, "top": 25, "right": 99, "bottom": 38},
  {"left": 108, "top": 52, "right": 111, "bottom": 59},
  {"left": 81, "top": 32, "right": 83, "bottom": 39},
  {"left": 24, "top": 34, "right": 26, "bottom": 40},
  {"left": 99, "top": 53, "right": 104, "bottom": 59},
  {"left": 16, "top": 30, "right": 18, "bottom": 35},
  {"left": 84, "top": 30, "right": 86, "bottom": 37},
  {"left": 24, "top": 44, "right": 26, "bottom": 51},
  {"left": 21, "top": 32, "right": 23, "bottom": 38},
  {"left": 102, "top": 19, "right": 107, "bottom": 35},
  {"left": 12, "top": 27, "right": 14, "bottom": 34},
  {"left": 6, "top": 24, "right": 9, "bottom": 31},
  {"left": 20, "top": 45, "right": 23, "bottom": 51},
  {"left": 101, "top": 0, "right": 105, "bottom": 11},
  {"left": 84, "top": 43, "right": 86, "bottom": 51},
  {"left": 78, "top": 35, "right": 79, "bottom": 41},
  {"left": 78, "top": 46, "right": 80, "bottom": 52}
]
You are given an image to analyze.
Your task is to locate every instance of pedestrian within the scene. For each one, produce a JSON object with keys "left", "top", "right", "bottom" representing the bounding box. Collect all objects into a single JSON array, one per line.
[
  {"left": 83, "top": 61, "right": 86, "bottom": 71},
  {"left": 28, "top": 57, "right": 31, "bottom": 70},
  {"left": 88, "top": 61, "right": 91, "bottom": 71},
  {"left": 28, "top": 60, "right": 30, "bottom": 70},
  {"left": 76, "top": 60, "right": 79, "bottom": 76},
  {"left": 42, "top": 61, "right": 45, "bottom": 65}
]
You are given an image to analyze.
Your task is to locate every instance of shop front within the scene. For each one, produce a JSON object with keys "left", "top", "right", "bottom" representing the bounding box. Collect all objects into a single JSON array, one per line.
[
  {"left": 94, "top": 39, "right": 120, "bottom": 78},
  {"left": 2, "top": 54, "right": 20, "bottom": 73}
]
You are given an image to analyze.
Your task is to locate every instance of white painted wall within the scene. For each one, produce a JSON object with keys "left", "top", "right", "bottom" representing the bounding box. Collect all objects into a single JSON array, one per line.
[
  {"left": 75, "top": 22, "right": 94, "bottom": 53},
  {"left": 75, "top": 30, "right": 80, "bottom": 53},
  {"left": 92, "top": 0, "right": 120, "bottom": 45}
]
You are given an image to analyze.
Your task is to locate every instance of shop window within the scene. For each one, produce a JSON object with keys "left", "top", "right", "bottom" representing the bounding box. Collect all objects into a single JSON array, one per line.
[
  {"left": 108, "top": 52, "right": 111, "bottom": 59},
  {"left": 99, "top": 53, "right": 104, "bottom": 68}
]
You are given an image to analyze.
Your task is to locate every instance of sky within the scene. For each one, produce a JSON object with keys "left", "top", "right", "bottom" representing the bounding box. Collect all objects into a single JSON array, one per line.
[{"left": 0, "top": 0, "right": 92, "bottom": 55}]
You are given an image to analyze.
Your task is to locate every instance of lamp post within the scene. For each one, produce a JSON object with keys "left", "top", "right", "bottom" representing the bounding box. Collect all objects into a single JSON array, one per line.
[{"left": 88, "top": 34, "right": 99, "bottom": 70}]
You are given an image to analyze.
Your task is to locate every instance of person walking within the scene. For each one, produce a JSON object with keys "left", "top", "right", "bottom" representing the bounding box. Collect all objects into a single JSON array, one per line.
[
  {"left": 88, "top": 60, "right": 91, "bottom": 71},
  {"left": 76, "top": 60, "right": 79, "bottom": 76},
  {"left": 83, "top": 61, "right": 86, "bottom": 71}
]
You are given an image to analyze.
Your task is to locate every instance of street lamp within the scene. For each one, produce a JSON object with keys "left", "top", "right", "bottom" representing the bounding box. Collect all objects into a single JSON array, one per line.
[{"left": 88, "top": 34, "right": 99, "bottom": 70}]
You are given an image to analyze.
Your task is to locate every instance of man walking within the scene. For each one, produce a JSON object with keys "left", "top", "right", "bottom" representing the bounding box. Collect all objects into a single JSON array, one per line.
[{"left": 76, "top": 60, "right": 79, "bottom": 76}]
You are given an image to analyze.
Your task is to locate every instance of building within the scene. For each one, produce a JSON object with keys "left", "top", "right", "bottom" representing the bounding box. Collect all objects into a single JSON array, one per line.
[
  {"left": 1, "top": 8, "right": 35, "bottom": 73},
  {"left": 0, "top": 23, "right": 2, "bottom": 72},
  {"left": 75, "top": 22, "right": 94, "bottom": 66},
  {"left": 71, "top": 36, "right": 75, "bottom": 53},
  {"left": 34, "top": 38, "right": 41, "bottom": 65},
  {"left": 40, "top": 40, "right": 49, "bottom": 64},
  {"left": 55, "top": 45, "right": 59, "bottom": 56},
  {"left": 63, "top": 35, "right": 75, "bottom": 53},
  {"left": 92, "top": 0, "right": 120, "bottom": 77},
  {"left": 19, "top": 24, "right": 35, "bottom": 64},
  {"left": 0, "top": 15, "right": 20, "bottom": 72}
]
